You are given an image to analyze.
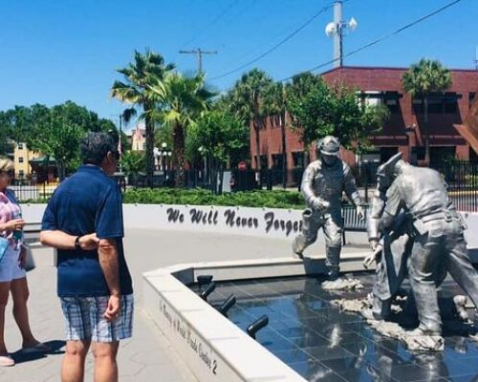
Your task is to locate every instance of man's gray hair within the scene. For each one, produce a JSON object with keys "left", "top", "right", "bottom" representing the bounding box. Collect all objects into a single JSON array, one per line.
[{"left": 80, "top": 132, "right": 117, "bottom": 165}]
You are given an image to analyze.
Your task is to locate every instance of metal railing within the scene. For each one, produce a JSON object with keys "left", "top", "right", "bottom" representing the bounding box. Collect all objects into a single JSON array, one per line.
[{"left": 8, "top": 161, "right": 478, "bottom": 212}]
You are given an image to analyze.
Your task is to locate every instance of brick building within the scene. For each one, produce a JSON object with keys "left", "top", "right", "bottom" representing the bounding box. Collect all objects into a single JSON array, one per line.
[{"left": 251, "top": 66, "right": 478, "bottom": 170}]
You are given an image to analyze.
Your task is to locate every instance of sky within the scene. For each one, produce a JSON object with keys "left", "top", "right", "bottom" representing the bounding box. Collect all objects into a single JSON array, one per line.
[{"left": 1, "top": 0, "right": 477, "bottom": 126}]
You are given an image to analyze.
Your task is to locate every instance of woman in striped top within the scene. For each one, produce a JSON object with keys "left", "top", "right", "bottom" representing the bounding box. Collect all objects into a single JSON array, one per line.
[{"left": 0, "top": 157, "right": 48, "bottom": 367}]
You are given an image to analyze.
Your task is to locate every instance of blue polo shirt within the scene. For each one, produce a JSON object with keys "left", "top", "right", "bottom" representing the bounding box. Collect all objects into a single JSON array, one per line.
[{"left": 42, "top": 165, "right": 133, "bottom": 297}]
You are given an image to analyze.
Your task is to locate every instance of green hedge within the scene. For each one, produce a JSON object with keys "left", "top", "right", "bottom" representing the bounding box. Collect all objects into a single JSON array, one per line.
[{"left": 123, "top": 188, "right": 305, "bottom": 209}]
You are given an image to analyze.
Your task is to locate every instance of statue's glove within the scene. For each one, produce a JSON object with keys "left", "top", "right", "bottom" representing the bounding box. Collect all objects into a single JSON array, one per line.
[
  {"left": 356, "top": 205, "right": 365, "bottom": 222},
  {"left": 311, "top": 198, "right": 330, "bottom": 212},
  {"left": 363, "top": 243, "right": 383, "bottom": 269}
]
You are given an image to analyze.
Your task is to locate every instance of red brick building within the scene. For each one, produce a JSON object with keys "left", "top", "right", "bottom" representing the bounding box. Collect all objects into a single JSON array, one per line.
[{"left": 251, "top": 66, "right": 478, "bottom": 170}]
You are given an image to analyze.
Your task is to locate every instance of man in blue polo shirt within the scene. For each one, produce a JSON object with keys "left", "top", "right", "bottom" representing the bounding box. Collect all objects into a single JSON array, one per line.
[{"left": 40, "top": 132, "right": 133, "bottom": 382}]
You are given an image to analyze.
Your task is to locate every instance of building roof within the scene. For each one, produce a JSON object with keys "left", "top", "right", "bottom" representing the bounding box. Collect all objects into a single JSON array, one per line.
[{"left": 320, "top": 65, "right": 478, "bottom": 76}]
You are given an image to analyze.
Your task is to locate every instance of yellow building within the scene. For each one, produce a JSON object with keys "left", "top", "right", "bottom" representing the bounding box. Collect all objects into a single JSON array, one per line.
[{"left": 13, "top": 142, "right": 40, "bottom": 180}]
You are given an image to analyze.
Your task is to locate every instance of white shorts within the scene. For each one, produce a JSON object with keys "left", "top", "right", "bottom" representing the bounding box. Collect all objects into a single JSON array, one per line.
[{"left": 0, "top": 246, "right": 26, "bottom": 283}]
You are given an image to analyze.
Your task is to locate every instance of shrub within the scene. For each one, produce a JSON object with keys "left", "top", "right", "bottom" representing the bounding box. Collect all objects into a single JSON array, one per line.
[{"left": 123, "top": 188, "right": 305, "bottom": 209}]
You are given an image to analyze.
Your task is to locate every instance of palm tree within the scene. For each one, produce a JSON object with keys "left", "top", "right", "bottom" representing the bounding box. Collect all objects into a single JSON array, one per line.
[
  {"left": 402, "top": 59, "right": 452, "bottom": 164},
  {"left": 111, "top": 49, "right": 174, "bottom": 187},
  {"left": 229, "top": 69, "right": 273, "bottom": 171},
  {"left": 263, "top": 82, "right": 288, "bottom": 188},
  {"left": 151, "top": 72, "right": 215, "bottom": 188}
]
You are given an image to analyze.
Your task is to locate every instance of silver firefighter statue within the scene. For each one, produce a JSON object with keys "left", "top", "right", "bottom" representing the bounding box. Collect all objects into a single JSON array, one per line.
[
  {"left": 366, "top": 152, "right": 478, "bottom": 336},
  {"left": 292, "top": 136, "right": 364, "bottom": 280}
]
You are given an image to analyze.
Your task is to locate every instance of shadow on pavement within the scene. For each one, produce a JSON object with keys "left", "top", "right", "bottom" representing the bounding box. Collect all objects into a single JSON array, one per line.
[{"left": 11, "top": 340, "right": 65, "bottom": 364}]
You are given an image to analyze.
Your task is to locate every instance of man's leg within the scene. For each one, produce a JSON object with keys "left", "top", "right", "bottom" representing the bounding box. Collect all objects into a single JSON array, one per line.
[
  {"left": 62, "top": 340, "right": 90, "bottom": 382},
  {"left": 445, "top": 233, "right": 478, "bottom": 310},
  {"left": 407, "top": 235, "right": 443, "bottom": 335},
  {"left": 60, "top": 297, "right": 92, "bottom": 382},
  {"left": 92, "top": 341, "right": 119, "bottom": 382},
  {"left": 292, "top": 209, "right": 321, "bottom": 257},
  {"left": 323, "top": 211, "right": 343, "bottom": 280}
]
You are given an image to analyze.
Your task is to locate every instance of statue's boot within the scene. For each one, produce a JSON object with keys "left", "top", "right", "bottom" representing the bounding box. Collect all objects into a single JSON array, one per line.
[
  {"left": 411, "top": 285, "right": 442, "bottom": 336},
  {"left": 372, "top": 295, "right": 392, "bottom": 321}
]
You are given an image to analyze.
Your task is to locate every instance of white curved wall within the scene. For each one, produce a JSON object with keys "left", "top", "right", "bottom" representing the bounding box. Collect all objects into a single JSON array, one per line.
[{"left": 21, "top": 204, "right": 478, "bottom": 246}]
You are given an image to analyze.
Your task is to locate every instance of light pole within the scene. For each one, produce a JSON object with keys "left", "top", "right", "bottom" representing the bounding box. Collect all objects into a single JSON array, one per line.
[
  {"left": 198, "top": 146, "right": 207, "bottom": 184},
  {"left": 161, "top": 142, "right": 168, "bottom": 172}
]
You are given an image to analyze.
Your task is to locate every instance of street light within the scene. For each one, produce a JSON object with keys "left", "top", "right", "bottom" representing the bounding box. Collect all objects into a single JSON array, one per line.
[
  {"left": 161, "top": 142, "right": 168, "bottom": 172},
  {"left": 198, "top": 146, "right": 207, "bottom": 183}
]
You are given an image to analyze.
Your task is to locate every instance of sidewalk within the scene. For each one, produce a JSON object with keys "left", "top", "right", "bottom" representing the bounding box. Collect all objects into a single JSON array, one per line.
[{"left": 1, "top": 229, "right": 368, "bottom": 381}]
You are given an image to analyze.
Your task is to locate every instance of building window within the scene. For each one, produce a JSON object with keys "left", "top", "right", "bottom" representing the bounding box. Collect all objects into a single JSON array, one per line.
[
  {"left": 19, "top": 170, "right": 24, "bottom": 178},
  {"left": 444, "top": 94, "right": 458, "bottom": 114},
  {"left": 380, "top": 147, "right": 398, "bottom": 163},
  {"left": 413, "top": 92, "right": 460, "bottom": 114},
  {"left": 18, "top": 143, "right": 23, "bottom": 150},
  {"left": 412, "top": 147, "right": 425, "bottom": 163},
  {"left": 292, "top": 152, "right": 309, "bottom": 169},
  {"left": 142, "top": 143, "right": 146, "bottom": 150},
  {"left": 19, "top": 157, "right": 24, "bottom": 163},
  {"left": 384, "top": 98, "right": 399, "bottom": 113},
  {"left": 430, "top": 146, "right": 456, "bottom": 166}
]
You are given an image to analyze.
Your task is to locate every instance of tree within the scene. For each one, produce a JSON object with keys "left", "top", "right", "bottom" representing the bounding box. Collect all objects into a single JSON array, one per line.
[
  {"left": 287, "top": 78, "right": 386, "bottom": 156},
  {"left": 188, "top": 110, "right": 248, "bottom": 168},
  {"left": 120, "top": 150, "right": 145, "bottom": 187},
  {"left": 402, "top": 59, "right": 452, "bottom": 164},
  {"left": 0, "top": 102, "right": 117, "bottom": 180},
  {"left": 150, "top": 72, "right": 215, "bottom": 188},
  {"left": 26, "top": 101, "right": 117, "bottom": 180},
  {"left": 229, "top": 69, "right": 273, "bottom": 171},
  {"left": 111, "top": 49, "right": 175, "bottom": 187}
]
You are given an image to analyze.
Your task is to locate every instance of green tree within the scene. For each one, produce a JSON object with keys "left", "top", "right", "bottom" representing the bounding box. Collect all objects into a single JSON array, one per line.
[
  {"left": 150, "top": 72, "right": 215, "bottom": 188},
  {"left": 402, "top": 59, "right": 452, "bottom": 164},
  {"left": 228, "top": 69, "right": 273, "bottom": 171},
  {"left": 120, "top": 150, "right": 145, "bottom": 187},
  {"left": 111, "top": 49, "right": 175, "bottom": 187},
  {"left": 26, "top": 101, "right": 116, "bottom": 180},
  {"left": 287, "top": 78, "right": 386, "bottom": 155},
  {"left": 188, "top": 110, "right": 248, "bottom": 166}
]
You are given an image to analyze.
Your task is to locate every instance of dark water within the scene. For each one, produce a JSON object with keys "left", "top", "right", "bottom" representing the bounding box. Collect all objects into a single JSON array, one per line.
[{"left": 194, "top": 274, "right": 478, "bottom": 382}]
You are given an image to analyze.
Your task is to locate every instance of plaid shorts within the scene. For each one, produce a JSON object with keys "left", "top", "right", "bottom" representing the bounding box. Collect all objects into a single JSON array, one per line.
[{"left": 60, "top": 294, "right": 134, "bottom": 342}]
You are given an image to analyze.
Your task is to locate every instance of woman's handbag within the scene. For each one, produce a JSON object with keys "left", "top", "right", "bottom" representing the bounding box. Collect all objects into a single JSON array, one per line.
[{"left": 0, "top": 237, "right": 9, "bottom": 264}]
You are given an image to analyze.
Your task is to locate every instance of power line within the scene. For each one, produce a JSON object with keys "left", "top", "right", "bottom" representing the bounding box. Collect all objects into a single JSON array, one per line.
[
  {"left": 211, "top": 0, "right": 352, "bottom": 81},
  {"left": 279, "top": 0, "right": 464, "bottom": 82},
  {"left": 178, "top": 0, "right": 240, "bottom": 50}
]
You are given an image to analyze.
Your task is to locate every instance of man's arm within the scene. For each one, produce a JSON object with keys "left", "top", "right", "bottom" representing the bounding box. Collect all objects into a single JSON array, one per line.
[
  {"left": 40, "top": 230, "right": 99, "bottom": 251},
  {"left": 343, "top": 165, "right": 362, "bottom": 207},
  {"left": 98, "top": 238, "right": 121, "bottom": 321},
  {"left": 380, "top": 181, "right": 403, "bottom": 230}
]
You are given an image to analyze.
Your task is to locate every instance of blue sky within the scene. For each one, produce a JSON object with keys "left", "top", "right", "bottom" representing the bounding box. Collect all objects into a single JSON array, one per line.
[{"left": 1, "top": 0, "right": 476, "bottom": 125}]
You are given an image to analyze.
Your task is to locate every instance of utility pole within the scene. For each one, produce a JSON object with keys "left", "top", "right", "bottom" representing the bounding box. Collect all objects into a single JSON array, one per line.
[
  {"left": 333, "top": 1, "right": 343, "bottom": 68},
  {"left": 179, "top": 48, "right": 217, "bottom": 74},
  {"left": 325, "top": 0, "right": 357, "bottom": 68}
]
